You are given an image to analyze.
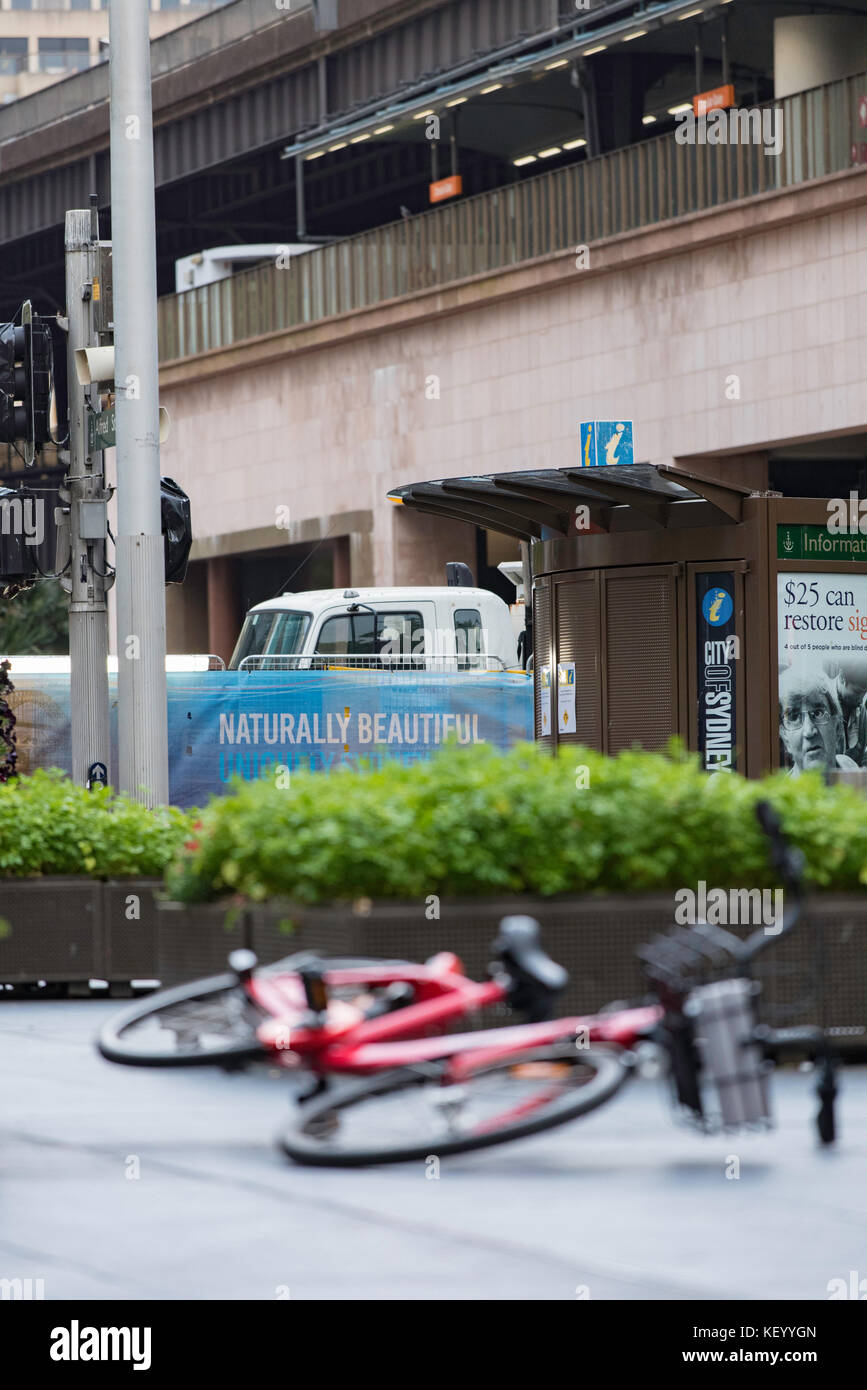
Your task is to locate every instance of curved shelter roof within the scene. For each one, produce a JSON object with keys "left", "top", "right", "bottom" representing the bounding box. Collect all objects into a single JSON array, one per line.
[{"left": 388, "top": 464, "right": 754, "bottom": 542}]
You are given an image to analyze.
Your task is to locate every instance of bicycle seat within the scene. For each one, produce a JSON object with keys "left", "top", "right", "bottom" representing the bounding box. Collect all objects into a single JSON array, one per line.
[{"left": 491, "top": 917, "right": 568, "bottom": 1020}]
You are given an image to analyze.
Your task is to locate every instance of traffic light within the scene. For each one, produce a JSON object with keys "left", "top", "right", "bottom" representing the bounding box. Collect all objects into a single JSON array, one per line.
[
  {"left": 0, "top": 302, "right": 53, "bottom": 464},
  {"left": 161, "top": 477, "right": 192, "bottom": 585}
]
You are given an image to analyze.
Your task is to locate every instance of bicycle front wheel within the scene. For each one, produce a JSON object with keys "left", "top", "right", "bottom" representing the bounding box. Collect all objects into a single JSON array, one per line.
[
  {"left": 97, "top": 974, "right": 268, "bottom": 1068},
  {"left": 279, "top": 1042, "right": 629, "bottom": 1166}
]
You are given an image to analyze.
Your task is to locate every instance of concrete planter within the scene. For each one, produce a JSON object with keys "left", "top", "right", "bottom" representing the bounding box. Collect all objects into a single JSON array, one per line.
[
  {"left": 3, "top": 882, "right": 866, "bottom": 1037},
  {"left": 102, "top": 880, "right": 163, "bottom": 983},
  {"left": 248, "top": 893, "right": 867, "bottom": 1030},
  {"left": 248, "top": 895, "right": 681, "bottom": 1017},
  {"left": 155, "top": 900, "right": 249, "bottom": 987},
  {"left": 0, "top": 878, "right": 102, "bottom": 985}
]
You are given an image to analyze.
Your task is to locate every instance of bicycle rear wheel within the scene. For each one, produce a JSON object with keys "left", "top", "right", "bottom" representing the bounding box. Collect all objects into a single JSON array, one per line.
[
  {"left": 97, "top": 974, "right": 268, "bottom": 1068},
  {"left": 279, "top": 1042, "right": 629, "bottom": 1166}
]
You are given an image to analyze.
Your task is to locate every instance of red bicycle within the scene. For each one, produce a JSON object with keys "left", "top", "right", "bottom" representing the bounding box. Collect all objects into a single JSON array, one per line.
[{"left": 98, "top": 803, "right": 840, "bottom": 1165}]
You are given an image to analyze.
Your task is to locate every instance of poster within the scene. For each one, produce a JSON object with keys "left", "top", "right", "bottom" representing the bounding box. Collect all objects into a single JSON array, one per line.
[
  {"left": 3, "top": 670, "right": 534, "bottom": 809},
  {"left": 540, "top": 665, "right": 552, "bottom": 735},
  {"left": 557, "top": 662, "right": 576, "bottom": 734},
  {"left": 695, "top": 573, "right": 737, "bottom": 773},
  {"left": 777, "top": 572, "right": 867, "bottom": 775}
]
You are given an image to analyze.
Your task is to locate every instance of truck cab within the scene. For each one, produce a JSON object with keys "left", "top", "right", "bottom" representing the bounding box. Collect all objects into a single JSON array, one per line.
[{"left": 228, "top": 585, "right": 520, "bottom": 672}]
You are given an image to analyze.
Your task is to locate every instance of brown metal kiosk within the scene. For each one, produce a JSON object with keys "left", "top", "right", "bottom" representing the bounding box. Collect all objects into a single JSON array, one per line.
[{"left": 390, "top": 465, "right": 867, "bottom": 777}]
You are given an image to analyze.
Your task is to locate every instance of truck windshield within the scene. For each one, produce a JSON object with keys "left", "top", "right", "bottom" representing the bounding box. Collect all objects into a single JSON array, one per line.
[
  {"left": 230, "top": 611, "right": 277, "bottom": 669},
  {"left": 229, "top": 610, "right": 311, "bottom": 668},
  {"left": 269, "top": 611, "right": 311, "bottom": 656}
]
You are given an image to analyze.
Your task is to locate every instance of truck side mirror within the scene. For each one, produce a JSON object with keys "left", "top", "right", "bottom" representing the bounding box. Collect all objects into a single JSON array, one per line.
[{"left": 446, "top": 561, "right": 474, "bottom": 587}]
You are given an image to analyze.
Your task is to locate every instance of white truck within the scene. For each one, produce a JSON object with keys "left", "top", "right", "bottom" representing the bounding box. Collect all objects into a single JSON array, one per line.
[{"left": 228, "top": 576, "right": 522, "bottom": 672}]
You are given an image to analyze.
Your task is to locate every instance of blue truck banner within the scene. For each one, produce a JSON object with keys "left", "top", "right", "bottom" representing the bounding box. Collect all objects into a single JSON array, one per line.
[{"left": 5, "top": 670, "right": 533, "bottom": 809}]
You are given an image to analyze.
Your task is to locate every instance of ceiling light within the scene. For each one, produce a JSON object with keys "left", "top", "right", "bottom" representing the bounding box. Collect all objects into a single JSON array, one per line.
[
  {"left": 623, "top": 30, "right": 647, "bottom": 42},
  {"left": 481, "top": 84, "right": 503, "bottom": 94},
  {"left": 545, "top": 59, "right": 569, "bottom": 70},
  {"left": 583, "top": 45, "right": 607, "bottom": 56},
  {"left": 446, "top": 97, "right": 468, "bottom": 107},
  {"left": 668, "top": 103, "right": 693, "bottom": 115},
  {"left": 328, "top": 141, "right": 348, "bottom": 151},
  {"left": 537, "top": 146, "right": 562, "bottom": 158},
  {"left": 642, "top": 115, "right": 657, "bottom": 125},
  {"left": 679, "top": 7, "right": 704, "bottom": 18},
  {"left": 413, "top": 109, "right": 435, "bottom": 120},
  {"left": 350, "top": 134, "right": 371, "bottom": 144},
  {"left": 306, "top": 150, "right": 326, "bottom": 160},
  {"left": 563, "top": 138, "right": 587, "bottom": 150},
  {"left": 374, "top": 124, "right": 395, "bottom": 134},
  {"left": 513, "top": 155, "right": 537, "bottom": 167}
]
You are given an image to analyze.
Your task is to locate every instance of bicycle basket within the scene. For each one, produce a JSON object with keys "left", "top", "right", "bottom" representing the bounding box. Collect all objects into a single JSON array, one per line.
[
  {"left": 639, "top": 926, "right": 772, "bottom": 1131},
  {"left": 639, "top": 916, "right": 826, "bottom": 1028}
]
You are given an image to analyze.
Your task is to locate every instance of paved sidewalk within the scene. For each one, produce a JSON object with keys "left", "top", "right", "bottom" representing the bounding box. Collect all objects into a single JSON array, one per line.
[{"left": 1, "top": 999, "right": 865, "bottom": 1300}]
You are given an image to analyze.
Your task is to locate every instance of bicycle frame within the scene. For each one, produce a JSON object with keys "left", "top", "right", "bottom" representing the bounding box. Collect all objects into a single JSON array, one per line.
[{"left": 247, "top": 961, "right": 662, "bottom": 1079}]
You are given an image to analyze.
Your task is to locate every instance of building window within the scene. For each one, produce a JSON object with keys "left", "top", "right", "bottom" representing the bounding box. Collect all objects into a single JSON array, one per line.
[
  {"left": 0, "top": 39, "right": 27, "bottom": 77},
  {"left": 37, "top": 37, "right": 91, "bottom": 74}
]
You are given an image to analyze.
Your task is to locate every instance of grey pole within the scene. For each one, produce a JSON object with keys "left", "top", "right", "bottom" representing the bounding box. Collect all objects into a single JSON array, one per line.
[
  {"left": 109, "top": 0, "right": 168, "bottom": 806},
  {"left": 64, "top": 208, "right": 111, "bottom": 789}
]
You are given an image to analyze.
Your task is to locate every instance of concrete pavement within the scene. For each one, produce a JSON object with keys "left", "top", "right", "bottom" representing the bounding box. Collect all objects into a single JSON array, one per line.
[{"left": 1, "top": 998, "right": 865, "bottom": 1300}]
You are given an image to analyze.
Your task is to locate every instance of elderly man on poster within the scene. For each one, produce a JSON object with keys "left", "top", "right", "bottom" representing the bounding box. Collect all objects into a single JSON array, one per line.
[
  {"left": 825, "top": 655, "right": 867, "bottom": 763},
  {"left": 779, "top": 667, "right": 861, "bottom": 776}
]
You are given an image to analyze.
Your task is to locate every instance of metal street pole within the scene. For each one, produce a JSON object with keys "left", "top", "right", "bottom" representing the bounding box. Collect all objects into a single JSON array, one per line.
[
  {"left": 64, "top": 207, "right": 111, "bottom": 790},
  {"left": 109, "top": 0, "right": 168, "bottom": 806}
]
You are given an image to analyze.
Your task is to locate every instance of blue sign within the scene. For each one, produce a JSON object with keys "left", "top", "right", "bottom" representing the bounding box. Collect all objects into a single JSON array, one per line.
[
  {"left": 5, "top": 671, "right": 534, "bottom": 810},
  {"left": 579, "top": 421, "right": 597, "bottom": 469},
  {"left": 701, "top": 587, "right": 733, "bottom": 627},
  {"left": 579, "top": 420, "right": 635, "bottom": 468}
]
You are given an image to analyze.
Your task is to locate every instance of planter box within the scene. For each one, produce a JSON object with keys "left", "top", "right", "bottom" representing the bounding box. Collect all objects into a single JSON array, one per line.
[
  {"left": 4, "top": 880, "right": 867, "bottom": 1035},
  {"left": 156, "top": 901, "right": 250, "bottom": 987},
  {"left": 248, "top": 894, "right": 867, "bottom": 1031},
  {"left": 102, "top": 880, "right": 163, "bottom": 983},
  {"left": 249, "top": 896, "right": 680, "bottom": 1017},
  {"left": 0, "top": 879, "right": 166, "bottom": 988},
  {"left": 0, "top": 878, "right": 102, "bottom": 984}
]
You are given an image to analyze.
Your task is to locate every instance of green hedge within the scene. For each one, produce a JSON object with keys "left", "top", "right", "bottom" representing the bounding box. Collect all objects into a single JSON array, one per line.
[
  {"left": 165, "top": 741, "right": 867, "bottom": 906},
  {"left": 0, "top": 769, "right": 192, "bottom": 879}
]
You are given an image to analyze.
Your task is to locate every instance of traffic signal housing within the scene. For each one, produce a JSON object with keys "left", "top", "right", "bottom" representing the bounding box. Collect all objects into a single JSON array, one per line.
[
  {"left": 0, "top": 303, "right": 53, "bottom": 464},
  {"left": 161, "top": 477, "right": 192, "bottom": 585}
]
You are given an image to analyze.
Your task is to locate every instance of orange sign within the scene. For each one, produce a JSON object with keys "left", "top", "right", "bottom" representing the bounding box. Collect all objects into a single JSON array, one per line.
[
  {"left": 429, "top": 174, "right": 463, "bottom": 204},
  {"left": 693, "top": 84, "right": 735, "bottom": 118}
]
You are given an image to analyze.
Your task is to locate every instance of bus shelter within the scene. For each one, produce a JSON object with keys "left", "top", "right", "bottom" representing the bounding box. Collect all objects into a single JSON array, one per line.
[{"left": 389, "top": 464, "right": 867, "bottom": 778}]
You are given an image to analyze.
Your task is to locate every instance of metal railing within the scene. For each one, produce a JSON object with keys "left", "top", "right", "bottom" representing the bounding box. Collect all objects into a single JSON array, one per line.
[
  {"left": 157, "top": 69, "right": 865, "bottom": 365},
  {"left": 236, "top": 653, "right": 511, "bottom": 673}
]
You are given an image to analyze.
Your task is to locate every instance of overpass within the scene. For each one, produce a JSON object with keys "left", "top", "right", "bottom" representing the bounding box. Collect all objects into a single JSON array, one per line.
[
  {"left": 0, "top": 0, "right": 568, "bottom": 317},
  {"left": 2, "top": 0, "right": 867, "bottom": 661},
  {"left": 150, "top": 57, "right": 867, "bottom": 659},
  {"left": 0, "top": 0, "right": 832, "bottom": 319}
]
